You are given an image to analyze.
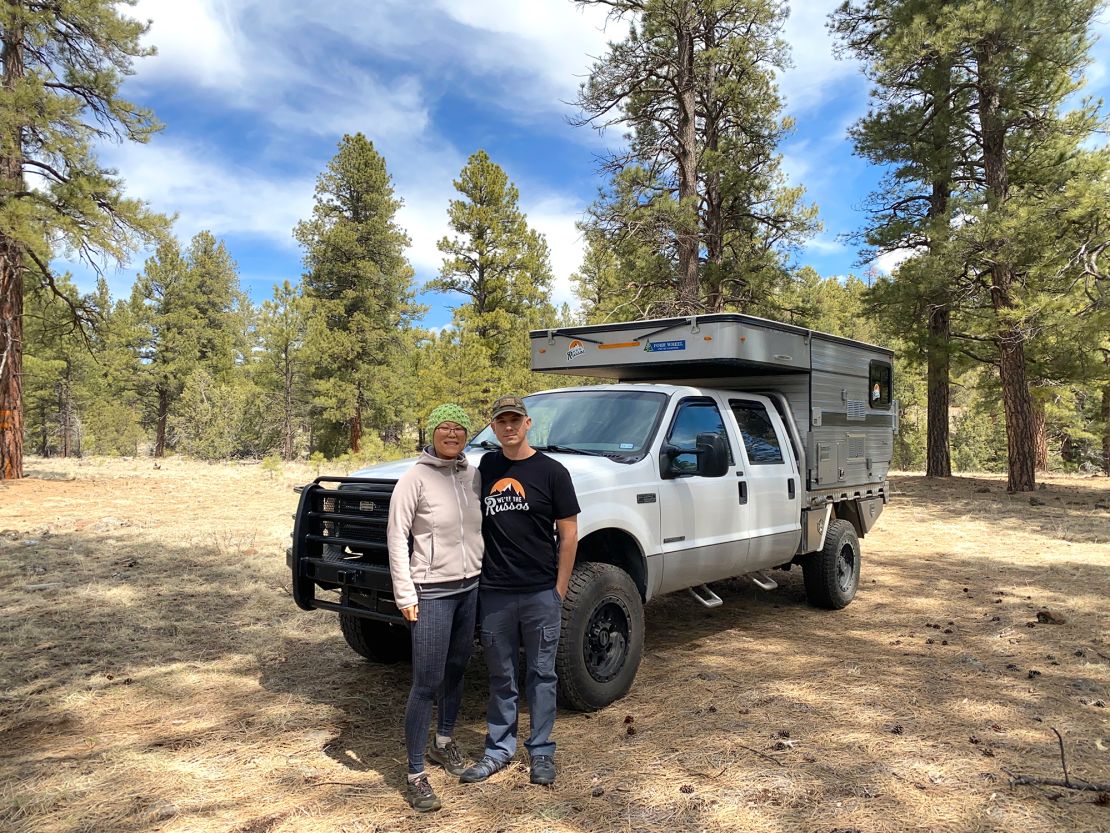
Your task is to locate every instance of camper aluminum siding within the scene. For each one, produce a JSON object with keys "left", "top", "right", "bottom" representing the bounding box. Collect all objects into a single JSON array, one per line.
[
  {"left": 530, "top": 314, "right": 895, "bottom": 504},
  {"left": 807, "top": 334, "right": 894, "bottom": 502}
]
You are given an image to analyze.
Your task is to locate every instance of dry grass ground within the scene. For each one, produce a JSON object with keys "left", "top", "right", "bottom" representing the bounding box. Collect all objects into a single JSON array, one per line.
[{"left": 1, "top": 457, "right": 1108, "bottom": 833}]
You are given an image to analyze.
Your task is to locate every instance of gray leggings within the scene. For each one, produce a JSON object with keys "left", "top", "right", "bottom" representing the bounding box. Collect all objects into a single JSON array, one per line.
[{"left": 404, "top": 587, "right": 478, "bottom": 774}]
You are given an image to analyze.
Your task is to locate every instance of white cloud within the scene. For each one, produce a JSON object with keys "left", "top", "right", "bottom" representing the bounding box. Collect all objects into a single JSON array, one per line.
[
  {"left": 101, "top": 139, "right": 316, "bottom": 245},
  {"left": 779, "top": 0, "right": 865, "bottom": 113},
  {"left": 524, "top": 196, "right": 586, "bottom": 309},
  {"left": 871, "top": 248, "right": 915, "bottom": 275},
  {"left": 130, "top": 0, "right": 245, "bottom": 90},
  {"left": 804, "top": 235, "right": 846, "bottom": 255},
  {"left": 432, "top": 0, "right": 613, "bottom": 99},
  {"left": 1084, "top": 12, "right": 1110, "bottom": 89}
]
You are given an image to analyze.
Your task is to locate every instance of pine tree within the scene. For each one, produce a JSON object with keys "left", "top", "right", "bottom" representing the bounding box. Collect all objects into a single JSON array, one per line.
[
  {"left": 21, "top": 274, "right": 92, "bottom": 456},
  {"left": 131, "top": 232, "right": 245, "bottom": 456},
  {"left": 294, "top": 134, "right": 421, "bottom": 454},
  {"left": 0, "top": 0, "right": 167, "bottom": 478},
  {"left": 573, "top": 0, "right": 817, "bottom": 314},
  {"left": 254, "top": 280, "right": 308, "bottom": 460},
  {"left": 427, "top": 150, "right": 555, "bottom": 396},
  {"left": 831, "top": 0, "right": 972, "bottom": 478},
  {"left": 833, "top": 0, "right": 1109, "bottom": 491}
]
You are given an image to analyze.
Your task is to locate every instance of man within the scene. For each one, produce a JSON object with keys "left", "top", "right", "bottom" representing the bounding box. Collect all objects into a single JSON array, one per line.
[{"left": 460, "top": 394, "right": 580, "bottom": 787}]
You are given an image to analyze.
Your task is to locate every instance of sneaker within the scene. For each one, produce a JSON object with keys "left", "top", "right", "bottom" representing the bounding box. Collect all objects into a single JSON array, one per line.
[
  {"left": 530, "top": 754, "right": 556, "bottom": 786},
  {"left": 427, "top": 739, "right": 468, "bottom": 776},
  {"left": 459, "top": 755, "right": 508, "bottom": 784},
  {"left": 405, "top": 773, "right": 442, "bottom": 812}
]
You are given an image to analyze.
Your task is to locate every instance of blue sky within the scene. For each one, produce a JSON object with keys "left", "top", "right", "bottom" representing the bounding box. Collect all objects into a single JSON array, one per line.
[{"left": 65, "top": 1, "right": 1110, "bottom": 331}]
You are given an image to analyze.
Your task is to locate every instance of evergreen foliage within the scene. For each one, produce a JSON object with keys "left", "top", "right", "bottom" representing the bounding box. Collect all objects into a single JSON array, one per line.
[
  {"left": 831, "top": 0, "right": 1110, "bottom": 489},
  {"left": 294, "top": 133, "right": 422, "bottom": 455},
  {"left": 573, "top": 0, "right": 819, "bottom": 315},
  {"left": 0, "top": 0, "right": 168, "bottom": 478},
  {"left": 8, "top": 3, "right": 1108, "bottom": 479},
  {"left": 425, "top": 150, "right": 560, "bottom": 409}
]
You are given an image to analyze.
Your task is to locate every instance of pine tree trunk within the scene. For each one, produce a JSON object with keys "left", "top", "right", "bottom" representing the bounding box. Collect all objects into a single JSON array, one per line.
[
  {"left": 925, "top": 305, "right": 952, "bottom": 477},
  {"left": 155, "top": 386, "right": 168, "bottom": 457},
  {"left": 675, "top": 22, "right": 700, "bottom": 312},
  {"left": 924, "top": 74, "right": 953, "bottom": 479},
  {"left": 38, "top": 400, "right": 48, "bottom": 457},
  {"left": 1101, "top": 377, "right": 1109, "bottom": 475},
  {"left": 0, "top": 19, "right": 25, "bottom": 480},
  {"left": 1033, "top": 399, "right": 1048, "bottom": 472},
  {"left": 59, "top": 364, "right": 74, "bottom": 458},
  {"left": 350, "top": 396, "right": 362, "bottom": 452},
  {"left": 59, "top": 382, "right": 69, "bottom": 458},
  {"left": 997, "top": 333, "right": 1037, "bottom": 491},
  {"left": 0, "top": 236, "right": 23, "bottom": 478},
  {"left": 977, "top": 41, "right": 1036, "bottom": 492},
  {"left": 282, "top": 348, "right": 294, "bottom": 461}
]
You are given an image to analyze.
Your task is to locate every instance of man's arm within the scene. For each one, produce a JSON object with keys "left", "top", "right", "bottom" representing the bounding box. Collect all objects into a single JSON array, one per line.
[{"left": 554, "top": 516, "right": 578, "bottom": 600}]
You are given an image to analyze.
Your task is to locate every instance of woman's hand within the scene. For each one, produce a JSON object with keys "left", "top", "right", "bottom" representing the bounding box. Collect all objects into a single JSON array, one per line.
[{"left": 401, "top": 604, "right": 419, "bottom": 622}]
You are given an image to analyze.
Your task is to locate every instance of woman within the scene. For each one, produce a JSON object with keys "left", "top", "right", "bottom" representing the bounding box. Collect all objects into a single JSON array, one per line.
[{"left": 386, "top": 403, "right": 483, "bottom": 813}]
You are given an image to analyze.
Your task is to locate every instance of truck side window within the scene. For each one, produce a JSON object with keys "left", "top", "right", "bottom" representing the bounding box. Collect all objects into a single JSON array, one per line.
[
  {"left": 665, "top": 400, "right": 732, "bottom": 475},
  {"left": 729, "top": 400, "right": 784, "bottom": 464},
  {"left": 869, "top": 360, "right": 893, "bottom": 409}
]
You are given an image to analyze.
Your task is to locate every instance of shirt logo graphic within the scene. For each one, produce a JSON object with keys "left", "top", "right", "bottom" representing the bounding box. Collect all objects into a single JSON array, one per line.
[{"left": 485, "top": 477, "right": 530, "bottom": 515}]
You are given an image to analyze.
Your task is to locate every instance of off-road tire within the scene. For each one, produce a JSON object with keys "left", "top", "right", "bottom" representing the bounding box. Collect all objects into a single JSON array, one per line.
[
  {"left": 802, "top": 518, "right": 861, "bottom": 609},
  {"left": 556, "top": 562, "right": 644, "bottom": 712},
  {"left": 339, "top": 614, "right": 412, "bottom": 664}
]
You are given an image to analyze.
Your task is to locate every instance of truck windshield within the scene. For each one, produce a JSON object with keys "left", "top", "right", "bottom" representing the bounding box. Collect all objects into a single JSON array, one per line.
[{"left": 468, "top": 389, "right": 667, "bottom": 461}]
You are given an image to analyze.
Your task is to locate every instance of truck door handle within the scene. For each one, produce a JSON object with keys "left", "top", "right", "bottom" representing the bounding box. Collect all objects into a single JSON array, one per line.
[
  {"left": 787, "top": 477, "right": 795, "bottom": 499},
  {"left": 738, "top": 482, "right": 748, "bottom": 505}
]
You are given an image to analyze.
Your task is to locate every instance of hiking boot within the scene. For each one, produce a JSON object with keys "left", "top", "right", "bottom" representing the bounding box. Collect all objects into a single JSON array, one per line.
[
  {"left": 530, "top": 754, "right": 556, "bottom": 786},
  {"left": 459, "top": 755, "right": 508, "bottom": 784},
  {"left": 405, "top": 773, "right": 441, "bottom": 812},
  {"left": 427, "top": 739, "right": 468, "bottom": 776}
]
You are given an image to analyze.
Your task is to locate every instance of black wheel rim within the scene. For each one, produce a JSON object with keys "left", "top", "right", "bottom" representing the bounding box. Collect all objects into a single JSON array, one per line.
[
  {"left": 583, "top": 597, "right": 631, "bottom": 683},
  {"left": 836, "top": 543, "right": 856, "bottom": 592}
]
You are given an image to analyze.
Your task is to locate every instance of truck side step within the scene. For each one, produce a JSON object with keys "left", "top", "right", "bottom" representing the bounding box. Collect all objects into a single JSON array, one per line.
[
  {"left": 749, "top": 572, "right": 779, "bottom": 591},
  {"left": 688, "top": 584, "right": 723, "bottom": 608}
]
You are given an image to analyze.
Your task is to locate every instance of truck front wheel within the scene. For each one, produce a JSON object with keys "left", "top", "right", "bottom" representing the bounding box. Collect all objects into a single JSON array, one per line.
[
  {"left": 339, "top": 614, "right": 412, "bottom": 664},
  {"left": 556, "top": 562, "right": 644, "bottom": 712},
  {"left": 802, "top": 518, "right": 861, "bottom": 609}
]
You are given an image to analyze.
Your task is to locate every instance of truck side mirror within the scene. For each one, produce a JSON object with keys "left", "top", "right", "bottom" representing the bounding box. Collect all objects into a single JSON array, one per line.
[{"left": 695, "top": 432, "right": 729, "bottom": 477}]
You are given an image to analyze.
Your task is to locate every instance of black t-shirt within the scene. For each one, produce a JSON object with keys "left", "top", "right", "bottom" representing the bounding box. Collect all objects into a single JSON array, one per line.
[{"left": 478, "top": 450, "right": 581, "bottom": 592}]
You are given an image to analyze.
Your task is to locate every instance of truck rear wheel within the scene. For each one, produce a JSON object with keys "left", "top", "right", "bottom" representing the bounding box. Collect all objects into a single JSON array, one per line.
[
  {"left": 339, "top": 614, "right": 412, "bottom": 664},
  {"left": 802, "top": 518, "right": 861, "bottom": 609},
  {"left": 556, "top": 562, "right": 644, "bottom": 712}
]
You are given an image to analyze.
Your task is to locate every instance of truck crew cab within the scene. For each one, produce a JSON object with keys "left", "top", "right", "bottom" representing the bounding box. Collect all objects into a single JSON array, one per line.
[{"left": 289, "top": 314, "right": 895, "bottom": 710}]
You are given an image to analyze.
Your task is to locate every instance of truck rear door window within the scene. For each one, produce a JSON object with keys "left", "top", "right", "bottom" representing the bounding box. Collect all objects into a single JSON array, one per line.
[
  {"left": 665, "top": 399, "right": 733, "bottom": 475},
  {"left": 869, "top": 360, "right": 893, "bottom": 409},
  {"left": 729, "top": 400, "right": 784, "bottom": 464}
]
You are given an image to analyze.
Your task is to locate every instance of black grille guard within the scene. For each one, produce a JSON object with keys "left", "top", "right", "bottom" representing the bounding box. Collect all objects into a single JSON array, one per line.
[{"left": 290, "top": 476, "right": 404, "bottom": 623}]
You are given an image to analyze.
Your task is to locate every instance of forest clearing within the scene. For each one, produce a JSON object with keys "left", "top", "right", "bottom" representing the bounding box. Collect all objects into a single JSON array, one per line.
[{"left": 0, "top": 457, "right": 1107, "bottom": 833}]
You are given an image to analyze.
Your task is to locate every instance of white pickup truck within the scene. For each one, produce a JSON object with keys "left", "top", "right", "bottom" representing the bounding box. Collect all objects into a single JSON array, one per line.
[{"left": 289, "top": 314, "right": 895, "bottom": 710}]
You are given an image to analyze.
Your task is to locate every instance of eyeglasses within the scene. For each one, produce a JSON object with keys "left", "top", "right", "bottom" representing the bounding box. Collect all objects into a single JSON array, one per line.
[{"left": 436, "top": 424, "right": 466, "bottom": 436}]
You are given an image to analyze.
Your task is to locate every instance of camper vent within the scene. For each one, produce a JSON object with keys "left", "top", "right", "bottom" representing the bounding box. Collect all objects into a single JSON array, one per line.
[
  {"left": 846, "top": 400, "right": 866, "bottom": 421},
  {"left": 847, "top": 435, "right": 865, "bottom": 460}
]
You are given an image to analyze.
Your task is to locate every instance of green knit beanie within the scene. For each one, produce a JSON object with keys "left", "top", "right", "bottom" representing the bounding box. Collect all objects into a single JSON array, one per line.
[{"left": 426, "top": 403, "right": 472, "bottom": 436}]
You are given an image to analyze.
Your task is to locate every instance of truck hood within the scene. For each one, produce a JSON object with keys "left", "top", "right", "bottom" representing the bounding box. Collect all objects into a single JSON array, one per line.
[{"left": 350, "top": 449, "right": 645, "bottom": 497}]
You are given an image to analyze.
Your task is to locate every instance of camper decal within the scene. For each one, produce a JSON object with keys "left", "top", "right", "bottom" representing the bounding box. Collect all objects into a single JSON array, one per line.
[
  {"left": 644, "top": 339, "right": 686, "bottom": 353},
  {"left": 566, "top": 339, "right": 585, "bottom": 361}
]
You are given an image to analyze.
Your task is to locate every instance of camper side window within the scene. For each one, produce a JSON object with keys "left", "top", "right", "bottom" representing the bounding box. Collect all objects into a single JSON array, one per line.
[
  {"left": 869, "top": 360, "right": 893, "bottom": 409},
  {"left": 665, "top": 399, "right": 733, "bottom": 476},
  {"left": 729, "top": 401, "right": 784, "bottom": 465}
]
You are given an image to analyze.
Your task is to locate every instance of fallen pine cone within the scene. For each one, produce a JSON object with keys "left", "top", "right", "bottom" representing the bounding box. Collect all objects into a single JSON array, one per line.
[{"left": 1035, "top": 610, "right": 1066, "bottom": 625}]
